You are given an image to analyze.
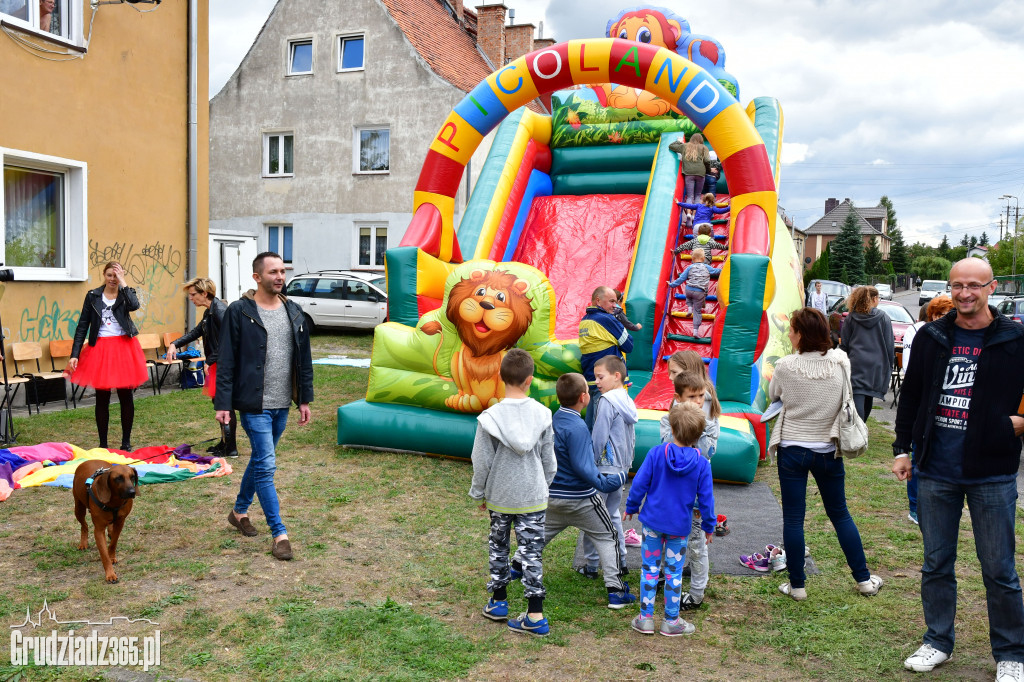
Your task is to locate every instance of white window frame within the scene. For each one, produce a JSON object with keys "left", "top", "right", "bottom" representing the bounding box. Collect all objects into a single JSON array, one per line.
[
  {"left": 286, "top": 36, "right": 314, "bottom": 76},
  {"left": 262, "top": 131, "right": 294, "bottom": 178},
  {"left": 0, "top": 0, "right": 84, "bottom": 49},
  {"left": 354, "top": 222, "right": 387, "bottom": 270},
  {"left": 1, "top": 147, "right": 88, "bottom": 282},
  {"left": 337, "top": 32, "right": 365, "bottom": 73},
  {"left": 353, "top": 125, "right": 390, "bottom": 175}
]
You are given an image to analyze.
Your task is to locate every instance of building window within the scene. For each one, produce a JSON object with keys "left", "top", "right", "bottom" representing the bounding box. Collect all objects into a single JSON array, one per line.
[
  {"left": 288, "top": 38, "right": 313, "bottom": 75},
  {"left": 358, "top": 224, "right": 386, "bottom": 267},
  {"left": 338, "top": 34, "right": 364, "bottom": 71},
  {"left": 354, "top": 126, "right": 389, "bottom": 174},
  {"left": 267, "top": 225, "right": 292, "bottom": 264},
  {"left": 263, "top": 133, "right": 294, "bottom": 177},
  {"left": 1, "top": 148, "right": 87, "bottom": 281},
  {"left": 1, "top": 0, "right": 78, "bottom": 43}
]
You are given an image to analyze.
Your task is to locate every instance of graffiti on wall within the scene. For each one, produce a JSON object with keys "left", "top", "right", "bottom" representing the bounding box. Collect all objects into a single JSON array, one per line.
[
  {"left": 18, "top": 297, "right": 80, "bottom": 343},
  {"left": 88, "top": 239, "right": 184, "bottom": 329}
]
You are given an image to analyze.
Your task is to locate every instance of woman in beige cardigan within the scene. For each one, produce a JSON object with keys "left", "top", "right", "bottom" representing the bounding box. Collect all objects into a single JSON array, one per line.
[{"left": 768, "top": 308, "right": 883, "bottom": 601}]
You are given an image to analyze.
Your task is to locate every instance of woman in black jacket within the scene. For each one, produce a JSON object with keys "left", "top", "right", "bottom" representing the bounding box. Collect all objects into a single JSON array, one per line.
[
  {"left": 68, "top": 261, "right": 148, "bottom": 451},
  {"left": 169, "top": 277, "right": 237, "bottom": 456},
  {"left": 839, "top": 285, "right": 895, "bottom": 421}
]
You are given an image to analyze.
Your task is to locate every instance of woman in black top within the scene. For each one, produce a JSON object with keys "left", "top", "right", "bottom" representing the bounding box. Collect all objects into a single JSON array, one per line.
[
  {"left": 169, "top": 277, "right": 237, "bottom": 456},
  {"left": 68, "top": 260, "right": 148, "bottom": 451}
]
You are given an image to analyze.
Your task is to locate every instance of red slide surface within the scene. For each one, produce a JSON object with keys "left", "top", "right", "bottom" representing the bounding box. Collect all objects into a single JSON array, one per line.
[{"left": 512, "top": 195, "right": 644, "bottom": 340}]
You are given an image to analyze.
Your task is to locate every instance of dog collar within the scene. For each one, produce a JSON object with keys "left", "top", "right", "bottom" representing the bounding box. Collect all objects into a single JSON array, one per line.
[{"left": 85, "top": 468, "right": 128, "bottom": 518}]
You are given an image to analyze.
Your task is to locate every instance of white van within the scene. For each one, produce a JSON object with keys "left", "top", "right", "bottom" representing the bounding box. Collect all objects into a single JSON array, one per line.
[{"left": 918, "top": 280, "right": 947, "bottom": 307}]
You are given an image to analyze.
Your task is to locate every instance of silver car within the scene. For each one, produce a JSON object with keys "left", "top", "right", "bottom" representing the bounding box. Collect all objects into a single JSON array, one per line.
[
  {"left": 285, "top": 271, "right": 387, "bottom": 330},
  {"left": 874, "top": 283, "right": 893, "bottom": 301}
]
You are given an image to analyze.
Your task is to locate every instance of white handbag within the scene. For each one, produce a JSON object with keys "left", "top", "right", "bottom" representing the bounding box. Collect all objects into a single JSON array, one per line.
[{"left": 838, "top": 363, "right": 869, "bottom": 458}]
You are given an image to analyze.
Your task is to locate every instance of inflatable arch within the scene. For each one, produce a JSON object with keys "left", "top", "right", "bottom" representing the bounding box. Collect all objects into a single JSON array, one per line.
[{"left": 340, "top": 36, "right": 794, "bottom": 484}]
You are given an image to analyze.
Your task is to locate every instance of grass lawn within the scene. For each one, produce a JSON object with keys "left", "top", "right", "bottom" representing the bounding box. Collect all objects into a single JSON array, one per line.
[{"left": 0, "top": 330, "right": 1020, "bottom": 681}]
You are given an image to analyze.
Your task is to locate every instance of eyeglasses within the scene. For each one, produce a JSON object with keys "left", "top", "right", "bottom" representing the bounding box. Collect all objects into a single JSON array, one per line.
[{"left": 949, "top": 280, "right": 993, "bottom": 292}]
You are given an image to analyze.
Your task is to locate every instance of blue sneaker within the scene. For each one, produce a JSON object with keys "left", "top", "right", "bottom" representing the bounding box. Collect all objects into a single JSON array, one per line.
[
  {"left": 482, "top": 599, "right": 508, "bottom": 621},
  {"left": 509, "top": 562, "right": 523, "bottom": 581},
  {"left": 608, "top": 582, "right": 637, "bottom": 610},
  {"left": 507, "top": 613, "right": 549, "bottom": 637}
]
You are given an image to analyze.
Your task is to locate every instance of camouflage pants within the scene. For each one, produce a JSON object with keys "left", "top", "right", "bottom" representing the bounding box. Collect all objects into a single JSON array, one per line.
[{"left": 487, "top": 510, "right": 546, "bottom": 599}]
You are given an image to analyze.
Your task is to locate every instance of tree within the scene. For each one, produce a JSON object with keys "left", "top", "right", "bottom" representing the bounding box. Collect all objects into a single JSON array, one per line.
[
  {"left": 969, "top": 235, "right": 978, "bottom": 249},
  {"left": 830, "top": 210, "right": 866, "bottom": 284},
  {"left": 951, "top": 245, "right": 967, "bottom": 262},
  {"left": 909, "top": 241, "right": 934, "bottom": 261},
  {"left": 911, "top": 256, "right": 952, "bottom": 281},
  {"left": 980, "top": 231, "right": 990, "bottom": 246},
  {"left": 937, "top": 235, "right": 952, "bottom": 261},
  {"left": 880, "top": 195, "right": 898, "bottom": 232},
  {"left": 804, "top": 243, "right": 831, "bottom": 286},
  {"left": 959, "top": 233, "right": 970, "bottom": 248},
  {"left": 864, "top": 235, "right": 884, "bottom": 276},
  {"left": 888, "top": 227, "right": 909, "bottom": 273}
]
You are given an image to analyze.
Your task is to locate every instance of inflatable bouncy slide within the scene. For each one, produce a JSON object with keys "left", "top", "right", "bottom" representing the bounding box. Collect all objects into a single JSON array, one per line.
[{"left": 338, "top": 6, "right": 805, "bottom": 483}]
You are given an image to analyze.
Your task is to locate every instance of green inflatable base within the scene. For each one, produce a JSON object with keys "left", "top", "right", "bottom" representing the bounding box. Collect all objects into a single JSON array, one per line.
[{"left": 338, "top": 399, "right": 759, "bottom": 483}]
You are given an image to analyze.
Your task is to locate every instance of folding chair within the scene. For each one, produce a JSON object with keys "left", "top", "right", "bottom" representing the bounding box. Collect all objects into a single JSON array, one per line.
[
  {"left": 163, "top": 331, "right": 204, "bottom": 363},
  {"left": 0, "top": 343, "right": 31, "bottom": 417},
  {"left": 48, "top": 340, "right": 84, "bottom": 406},
  {"left": 12, "top": 342, "right": 70, "bottom": 413},
  {"left": 137, "top": 334, "right": 182, "bottom": 394}
]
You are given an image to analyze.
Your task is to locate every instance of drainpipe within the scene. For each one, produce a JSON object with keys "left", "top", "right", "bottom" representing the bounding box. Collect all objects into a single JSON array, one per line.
[{"left": 186, "top": 0, "right": 199, "bottom": 328}]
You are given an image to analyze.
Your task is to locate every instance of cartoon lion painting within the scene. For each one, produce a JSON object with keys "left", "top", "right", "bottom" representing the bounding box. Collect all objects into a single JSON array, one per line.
[{"left": 421, "top": 269, "right": 534, "bottom": 412}]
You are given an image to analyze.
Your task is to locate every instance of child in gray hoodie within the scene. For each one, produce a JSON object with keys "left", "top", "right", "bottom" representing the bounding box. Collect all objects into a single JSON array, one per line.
[
  {"left": 578, "top": 354, "right": 638, "bottom": 576},
  {"left": 470, "top": 349, "right": 557, "bottom": 637}
]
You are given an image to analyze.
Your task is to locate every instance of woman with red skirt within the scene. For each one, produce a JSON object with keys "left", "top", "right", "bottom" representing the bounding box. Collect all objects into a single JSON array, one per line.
[
  {"left": 168, "top": 277, "right": 237, "bottom": 456},
  {"left": 68, "top": 261, "right": 149, "bottom": 451}
]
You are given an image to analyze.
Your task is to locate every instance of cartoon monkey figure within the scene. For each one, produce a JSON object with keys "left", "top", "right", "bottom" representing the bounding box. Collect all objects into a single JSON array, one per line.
[{"left": 422, "top": 269, "right": 534, "bottom": 412}]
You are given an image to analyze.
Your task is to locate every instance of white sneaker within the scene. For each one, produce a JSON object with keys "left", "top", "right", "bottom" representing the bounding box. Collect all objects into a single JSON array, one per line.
[
  {"left": 997, "top": 661, "right": 1024, "bottom": 682},
  {"left": 857, "top": 575, "right": 884, "bottom": 596},
  {"left": 904, "top": 644, "right": 951, "bottom": 672}
]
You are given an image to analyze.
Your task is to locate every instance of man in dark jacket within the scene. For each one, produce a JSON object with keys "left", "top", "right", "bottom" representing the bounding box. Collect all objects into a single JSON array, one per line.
[
  {"left": 893, "top": 259, "right": 1024, "bottom": 679},
  {"left": 216, "top": 252, "right": 314, "bottom": 561},
  {"left": 579, "top": 286, "right": 634, "bottom": 431}
]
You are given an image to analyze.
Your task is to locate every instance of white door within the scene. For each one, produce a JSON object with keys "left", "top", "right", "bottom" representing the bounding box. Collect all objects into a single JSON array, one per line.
[
  {"left": 208, "top": 235, "right": 258, "bottom": 303},
  {"left": 221, "top": 243, "right": 242, "bottom": 303}
]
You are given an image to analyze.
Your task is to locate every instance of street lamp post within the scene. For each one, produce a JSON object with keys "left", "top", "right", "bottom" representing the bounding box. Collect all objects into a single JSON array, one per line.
[{"left": 1002, "top": 194, "right": 1020, "bottom": 292}]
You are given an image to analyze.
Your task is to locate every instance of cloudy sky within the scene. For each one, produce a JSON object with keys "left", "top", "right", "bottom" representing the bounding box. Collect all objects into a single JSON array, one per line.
[{"left": 210, "top": 0, "right": 1024, "bottom": 248}]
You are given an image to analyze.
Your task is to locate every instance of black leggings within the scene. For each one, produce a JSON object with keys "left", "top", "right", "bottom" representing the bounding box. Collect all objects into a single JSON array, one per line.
[
  {"left": 95, "top": 388, "right": 134, "bottom": 448},
  {"left": 853, "top": 394, "right": 873, "bottom": 422}
]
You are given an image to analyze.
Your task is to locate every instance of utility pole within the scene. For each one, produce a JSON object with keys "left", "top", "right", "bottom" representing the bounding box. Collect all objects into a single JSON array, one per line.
[{"left": 1003, "top": 194, "right": 1020, "bottom": 292}]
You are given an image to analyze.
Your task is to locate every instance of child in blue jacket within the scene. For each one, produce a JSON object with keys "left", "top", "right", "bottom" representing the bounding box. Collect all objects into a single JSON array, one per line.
[
  {"left": 678, "top": 193, "right": 730, "bottom": 229},
  {"left": 624, "top": 403, "right": 715, "bottom": 637}
]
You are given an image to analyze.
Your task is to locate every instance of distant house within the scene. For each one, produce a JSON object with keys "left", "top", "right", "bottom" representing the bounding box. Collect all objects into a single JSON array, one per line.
[
  {"left": 208, "top": 0, "right": 551, "bottom": 297},
  {"left": 967, "top": 244, "right": 989, "bottom": 260},
  {"left": 802, "top": 198, "right": 890, "bottom": 269}
]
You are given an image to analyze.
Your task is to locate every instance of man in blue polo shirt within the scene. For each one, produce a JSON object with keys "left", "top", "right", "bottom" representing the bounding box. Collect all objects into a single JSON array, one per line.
[{"left": 579, "top": 286, "right": 634, "bottom": 431}]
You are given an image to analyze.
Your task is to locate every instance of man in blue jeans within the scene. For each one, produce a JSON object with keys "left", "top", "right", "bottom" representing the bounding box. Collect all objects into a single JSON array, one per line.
[
  {"left": 893, "top": 258, "right": 1024, "bottom": 681},
  {"left": 215, "top": 252, "right": 314, "bottom": 561}
]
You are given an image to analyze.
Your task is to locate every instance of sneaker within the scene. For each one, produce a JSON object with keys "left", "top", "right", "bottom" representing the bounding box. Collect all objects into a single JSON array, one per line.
[
  {"left": 482, "top": 599, "right": 508, "bottom": 621},
  {"left": 631, "top": 614, "right": 655, "bottom": 634},
  {"left": 778, "top": 582, "right": 807, "bottom": 601},
  {"left": 740, "top": 553, "right": 770, "bottom": 572},
  {"left": 857, "top": 575, "right": 884, "bottom": 596},
  {"left": 996, "top": 661, "right": 1024, "bottom": 682},
  {"left": 509, "top": 562, "right": 523, "bottom": 581},
  {"left": 679, "top": 593, "right": 703, "bottom": 611},
  {"left": 507, "top": 613, "right": 549, "bottom": 637},
  {"left": 207, "top": 441, "right": 224, "bottom": 454},
  {"left": 624, "top": 528, "right": 642, "bottom": 547},
  {"left": 903, "top": 644, "right": 950, "bottom": 672},
  {"left": 908, "top": 511, "right": 919, "bottom": 525},
  {"left": 715, "top": 515, "right": 730, "bottom": 536},
  {"left": 768, "top": 546, "right": 787, "bottom": 572},
  {"left": 659, "top": 617, "right": 695, "bottom": 637},
  {"left": 608, "top": 583, "right": 636, "bottom": 610},
  {"left": 575, "top": 565, "right": 599, "bottom": 580}
]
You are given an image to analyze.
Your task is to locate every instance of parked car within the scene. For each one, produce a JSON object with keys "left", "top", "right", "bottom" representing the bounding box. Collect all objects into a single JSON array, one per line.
[
  {"left": 918, "top": 279, "right": 947, "bottom": 307},
  {"left": 828, "top": 298, "right": 914, "bottom": 350},
  {"left": 874, "top": 283, "right": 893, "bottom": 300},
  {"left": 989, "top": 293, "right": 1009, "bottom": 309},
  {"left": 996, "top": 296, "right": 1024, "bottom": 324},
  {"left": 805, "top": 279, "right": 851, "bottom": 309},
  {"left": 285, "top": 270, "right": 387, "bottom": 330}
]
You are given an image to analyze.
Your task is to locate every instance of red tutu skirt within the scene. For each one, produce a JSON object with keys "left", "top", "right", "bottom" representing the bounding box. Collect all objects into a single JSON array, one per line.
[
  {"left": 72, "top": 336, "right": 149, "bottom": 390},
  {"left": 203, "top": 362, "right": 216, "bottom": 398}
]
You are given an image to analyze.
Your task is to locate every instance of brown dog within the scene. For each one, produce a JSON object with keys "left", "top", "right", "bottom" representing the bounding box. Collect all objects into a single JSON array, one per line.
[{"left": 72, "top": 460, "right": 138, "bottom": 584}]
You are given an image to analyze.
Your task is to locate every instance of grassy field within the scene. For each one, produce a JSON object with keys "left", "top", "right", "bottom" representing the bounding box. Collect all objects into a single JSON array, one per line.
[{"left": 0, "top": 330, "right": 1020, "bottom": 681}]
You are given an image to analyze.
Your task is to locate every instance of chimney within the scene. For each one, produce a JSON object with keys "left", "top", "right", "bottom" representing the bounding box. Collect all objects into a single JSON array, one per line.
[
  {"left": 505, "top": 23, "right": 535, "bottom": 61},
  {"left": 825, "top": 197, "right": 838, "bottom": 214},
  {"left": 475, "top": 3, "right": 507, "bottom": 67},
  {"left": 454, "top": 0, "right": 463, "bottom": 24}
]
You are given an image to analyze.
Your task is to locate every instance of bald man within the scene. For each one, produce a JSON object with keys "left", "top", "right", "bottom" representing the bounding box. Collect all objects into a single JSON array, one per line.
[{"left": 893, "top": 259, "right": 1024, "bottom": 679}]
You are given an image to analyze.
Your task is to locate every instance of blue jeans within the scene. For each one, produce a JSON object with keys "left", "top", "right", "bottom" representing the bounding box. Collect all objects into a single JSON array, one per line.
[
  {"left": 777, "top": 445, "right": 870, "bottom": 588},
  {"left": 917, "top": 476, "right": 1024, "bottom": 660},
  {"left": 906, "top": 447, "right": 918, "bottom": 516},
  {"left": 235, "top": 408, "right": 289, "bottom": 538},
  {"left": 584, "top": 384, "right": 601, "bottom": 432}
]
